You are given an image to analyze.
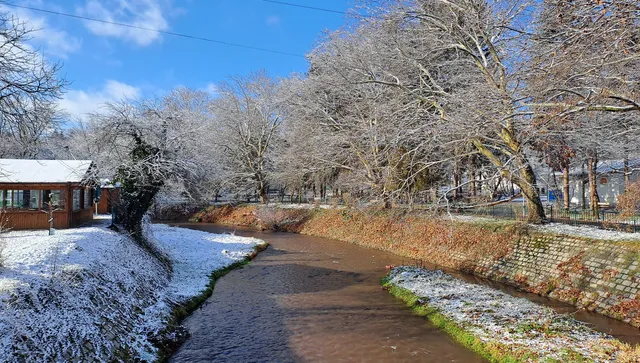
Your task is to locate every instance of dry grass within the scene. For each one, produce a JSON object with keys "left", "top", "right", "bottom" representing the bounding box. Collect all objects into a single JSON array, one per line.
[
  {"left": 298, "top": 208, "right": 519, "bottom": 271},
  {"left": 616, "top": 343, "right": 640, "bottom": 363},
  {"left": 253, "top": 207, "right": 312, "bottom": 232},
  {"left": 190, "top": 205, "right": 260, "bottom": 227},
  {"left": 191, "top": 205, "right": 520, "bottom": 271}
]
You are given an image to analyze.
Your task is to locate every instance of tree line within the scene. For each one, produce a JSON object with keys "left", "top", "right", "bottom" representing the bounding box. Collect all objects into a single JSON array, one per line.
[{"left": 1, "top": 0, "right": 639, "bottom": 232}]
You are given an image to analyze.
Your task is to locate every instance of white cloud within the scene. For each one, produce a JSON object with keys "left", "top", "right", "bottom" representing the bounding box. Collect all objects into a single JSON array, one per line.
[
  {"left": 266, "top": 15, "right": 280, "bottom": 26},
  {"left": 77, "top": 0, "right": 170, "bottom": 46},
  {"left": 203, "top": 83, "right": 219, "bottom": 96},
  {"left": 0, "top": 3, "right": 81, "bottom": 58},
  {"left": 59, "top": 80, "right": 142, "bottom": 120}
]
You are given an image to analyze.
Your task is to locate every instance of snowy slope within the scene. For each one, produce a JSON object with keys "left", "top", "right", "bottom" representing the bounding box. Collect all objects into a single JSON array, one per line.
[
  {"left": 387, "top": 267, "right": 626, "bottom": 362},
  {"left": 0, "top": 219, "right": 265, "bottom": 362}
]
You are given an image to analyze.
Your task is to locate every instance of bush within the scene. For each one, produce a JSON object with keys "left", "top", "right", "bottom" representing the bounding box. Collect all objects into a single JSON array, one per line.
[
  {"left": 617, "top": 181, "right": 640, "bottom": 217},
  {"left": 254, "top": 207, "right": 313, "bottom": 232},
  {"left": 189, "top": 205, "right": 260, "bottom": 227}
]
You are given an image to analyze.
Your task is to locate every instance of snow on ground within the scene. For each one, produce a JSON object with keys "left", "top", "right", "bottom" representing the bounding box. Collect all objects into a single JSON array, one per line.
[
  {"left": 264, "top": 202, "right": 343, "bottom": 210},
  {"left": 0, "top": 218, "right": 265, "bottom": 362},
  {"left": 387, "top": 266, "right": 625, "bottom": 362},
  {"left": 533, "top": 223, "right": 640, "bottom": 242},
  {"left": 449, "top": 214, "right": 640, "bottom": 241},
  {"left": 149, "top": 223, "right": 265, "bottom": 300}
]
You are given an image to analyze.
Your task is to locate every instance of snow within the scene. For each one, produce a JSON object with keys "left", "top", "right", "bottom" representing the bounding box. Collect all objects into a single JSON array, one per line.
[
  {"left": 264, "top": 202, "right": 343, "bottom": 210},
  {"left": 0, "top": 218, "right": 266, "bottom": 362},
  {"left": 148, "top": 223, "right": 265, "bottom": 300},
  {"left": 534, "top": 222, "right": 640, "bottom": 241},
  {"left": 387, "top": 267, "right": 625, "bottom": 362},
  {"left": 0, "top": 159, "right": 93, "bottom": 183},
  {"left": 449, "top": 214, "right": 640, "bottom": 241}
]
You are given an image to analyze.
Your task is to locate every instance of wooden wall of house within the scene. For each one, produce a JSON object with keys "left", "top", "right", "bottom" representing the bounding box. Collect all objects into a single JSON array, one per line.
[
  {"left": 2, "top": 210, "right": 69, "bottom": 230},
  {"left": 97, "top": 189, "right": 119, "bottom": 215},
  {"left": 71, "top": 208, "right": 94, "bottom": 227},
  {"left": 1, "top": 183, "right": 95, "bottom": 230}
]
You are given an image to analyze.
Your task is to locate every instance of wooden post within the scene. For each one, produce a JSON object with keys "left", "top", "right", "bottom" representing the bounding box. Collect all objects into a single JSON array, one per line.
[{"left": 66, "top": 184, "right": 73, "bottom": 228}]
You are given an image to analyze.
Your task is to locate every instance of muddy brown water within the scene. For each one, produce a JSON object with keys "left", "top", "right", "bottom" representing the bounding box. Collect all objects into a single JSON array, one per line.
[{"left": 169, "top": 223, "right": 640, "bottom": 363}]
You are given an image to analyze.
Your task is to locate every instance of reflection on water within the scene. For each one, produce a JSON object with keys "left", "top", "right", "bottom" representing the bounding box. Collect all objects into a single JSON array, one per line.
[{"left": 170, "top": 223, "right": 639, "bottom": 363}]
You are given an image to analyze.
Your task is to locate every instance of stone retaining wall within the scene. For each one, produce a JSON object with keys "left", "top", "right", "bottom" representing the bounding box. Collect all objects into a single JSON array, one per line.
[{"left": 455, "top": 233, "right": 640, "bottom": 327}]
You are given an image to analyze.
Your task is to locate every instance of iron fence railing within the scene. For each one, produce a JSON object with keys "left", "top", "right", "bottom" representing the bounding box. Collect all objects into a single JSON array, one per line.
[{"left": 453, "top": 204, "right": 640, "bottom": 232}]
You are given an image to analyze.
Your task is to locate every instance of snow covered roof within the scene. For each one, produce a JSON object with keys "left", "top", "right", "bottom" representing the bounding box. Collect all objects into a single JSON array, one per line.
[
  {"left": 567, "top": 159, "right": 640, "bottom": 176},
  {"left": 0, "top": 159, "right": 94, "bottom": 184}
]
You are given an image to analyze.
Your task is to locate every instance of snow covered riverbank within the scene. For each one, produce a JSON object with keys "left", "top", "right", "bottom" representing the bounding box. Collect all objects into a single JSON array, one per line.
[
  {"left": 385, "top": 266, "right": 637, "bottom": 362},
  {"left": 0, "top": 219, "right": 266, "bottom": 362}
]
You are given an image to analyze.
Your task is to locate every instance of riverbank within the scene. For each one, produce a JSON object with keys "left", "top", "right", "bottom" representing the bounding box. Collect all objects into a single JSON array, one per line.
[
  {"left": 189, "top": 205, "right": 640, "bottom": 327},
  {"left": 384, "top": 266, "right": 639, "bottom": 362},
  {"left": 0, "top": 219, "right": 266, "bottom": 361}
]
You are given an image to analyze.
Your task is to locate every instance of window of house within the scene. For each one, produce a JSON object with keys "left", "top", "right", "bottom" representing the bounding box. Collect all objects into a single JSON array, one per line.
[
  {"left": 29, "top": 190, "right": 40, "bottom": 209},
  {"left": 73, "top": 189, "right": 81, "bottom": 211},
  {"left": 43, "top": 190, "right": 64, "bottom": 209},
  {"left": 2, "top": 190, "right": 11, "bottom": 208},
  {"left": 84, "top": 188, "right": 91, "bottom": 208},
  {"left": 12, "top": 190, "right": 25, "bottom": 209}
]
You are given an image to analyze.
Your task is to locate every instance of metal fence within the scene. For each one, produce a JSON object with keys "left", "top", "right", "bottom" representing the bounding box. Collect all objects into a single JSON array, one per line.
[
  {"left": 454, "top": 204, "right": 640, "bottom": 232},
  {"left": 545, "top": 206, "right": 640, "bottom": 232}
]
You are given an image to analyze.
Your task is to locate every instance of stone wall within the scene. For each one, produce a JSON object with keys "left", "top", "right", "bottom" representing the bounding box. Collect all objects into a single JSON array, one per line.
[{"left": 456, "top": 233, "right": 640, "bottom": 327}]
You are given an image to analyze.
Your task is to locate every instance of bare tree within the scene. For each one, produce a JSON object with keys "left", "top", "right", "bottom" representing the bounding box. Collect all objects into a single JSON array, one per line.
[
  {"left": 528, "top": 0, "right": 640, "bottom": 115},
  {"left": 86, "top": 97, "right": 206, "bottom": 236},
  {"left": 0, "top": 9, "right": 67, "bottom": 158},
  {"left": 211, "top": 72, "right": 283, "bottom": 204}
]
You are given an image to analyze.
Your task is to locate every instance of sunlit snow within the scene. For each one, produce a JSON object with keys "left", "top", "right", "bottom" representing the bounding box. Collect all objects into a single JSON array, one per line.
[{"left": 0, "top": 218, "right": 265, "bottom": 361}]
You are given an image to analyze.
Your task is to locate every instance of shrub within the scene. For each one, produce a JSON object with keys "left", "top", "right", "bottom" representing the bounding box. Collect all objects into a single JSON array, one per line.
[
  {"left": 617, "top": 181, "right": 640, "bottom": 217},
  {"left": 189, "top": 205, "right": 260, "bottom": 227},
  {"left": 254, "top": 207, "right": 313, "bottom": 232}
]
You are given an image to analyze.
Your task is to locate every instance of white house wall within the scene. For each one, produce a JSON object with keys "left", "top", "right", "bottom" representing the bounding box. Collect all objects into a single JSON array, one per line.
[{"left": 569, "top": 172, "right": 639, "bottom": 207}]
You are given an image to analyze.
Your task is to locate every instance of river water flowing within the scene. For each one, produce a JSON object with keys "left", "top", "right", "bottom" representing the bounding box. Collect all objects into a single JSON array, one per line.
[{"left": 169, "top": 223, "right": 639, "bottom": 362}]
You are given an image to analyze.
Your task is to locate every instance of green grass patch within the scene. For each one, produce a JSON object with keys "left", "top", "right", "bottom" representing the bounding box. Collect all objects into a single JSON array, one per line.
[
  {"left": 382, "top": 278, "right": 532, "bottom": 363},
  {"left": 155, "top": 242, "right": 268, "bottom": 362}
]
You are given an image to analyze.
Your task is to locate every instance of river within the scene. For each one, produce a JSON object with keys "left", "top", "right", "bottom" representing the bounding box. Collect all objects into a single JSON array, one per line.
[{"left": 169, "top": 223, "right": 640, "bottom": 362}]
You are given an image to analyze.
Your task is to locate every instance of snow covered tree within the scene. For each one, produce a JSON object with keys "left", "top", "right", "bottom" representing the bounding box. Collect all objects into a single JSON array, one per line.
[
  {"left": 210, "top": 72, "right": 283, "bottom": 203},
  {"left": 0, "top": 8, "right": 67, "bottom": 158}
]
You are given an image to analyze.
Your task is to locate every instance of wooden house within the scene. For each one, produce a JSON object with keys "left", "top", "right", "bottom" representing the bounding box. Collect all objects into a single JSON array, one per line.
[
  {"left": 96, "top": 181, "right": 120, "bottom": 215},
  {"left": 0, "top": 159, "right": 96, "bottom": 230}
]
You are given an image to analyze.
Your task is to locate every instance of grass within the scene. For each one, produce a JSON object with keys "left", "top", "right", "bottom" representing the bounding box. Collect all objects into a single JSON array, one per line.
[
  {"left": 155, "top": 242, "right": 268, "bottom": 362},
  {"left": 381, "top": 277, "right": 532, "bottom": 363}
]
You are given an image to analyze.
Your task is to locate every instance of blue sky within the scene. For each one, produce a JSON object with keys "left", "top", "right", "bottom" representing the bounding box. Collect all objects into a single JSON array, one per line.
[{"left": 1, "top": 0, "right": 353, "bottom": 120}]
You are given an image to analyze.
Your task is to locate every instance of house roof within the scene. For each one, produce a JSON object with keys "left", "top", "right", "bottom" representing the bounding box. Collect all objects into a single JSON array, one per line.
[{"left": 0, "top": 159, "right": 94, "bottom": 184}]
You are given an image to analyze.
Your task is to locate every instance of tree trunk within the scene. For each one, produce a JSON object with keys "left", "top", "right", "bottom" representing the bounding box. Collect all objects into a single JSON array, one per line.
[
  {"left": 563, "top": 164, "right": 570, "bottom": 209},
  {"left": 259, "top": 185, "right": 268, "bottom": 204},
  {"left": 453, "top": 162, "right": 461, "bottom": 200},
  {"left": 517, "top": 163, "right": 546, "bottom": 224},
  {"left": 581, "top": 178, "right": 587, "bottom": 210},
  {"left": 383, "top": 194, "right": 392, "bottom": 209},
  {"left": 587, "top": 155, "right": 599, "bottom": 215},
  {"left": 624, "top": 157, "right": 630, "bottom": 188},
  {"left": 470, "top": 169, "right": 477, "bottom": 197}
]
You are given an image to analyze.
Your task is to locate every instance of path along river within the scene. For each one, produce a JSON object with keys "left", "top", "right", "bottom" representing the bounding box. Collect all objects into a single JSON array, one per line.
[{"left": 170, "top": 223, "right": 640, "bottom": 363}]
